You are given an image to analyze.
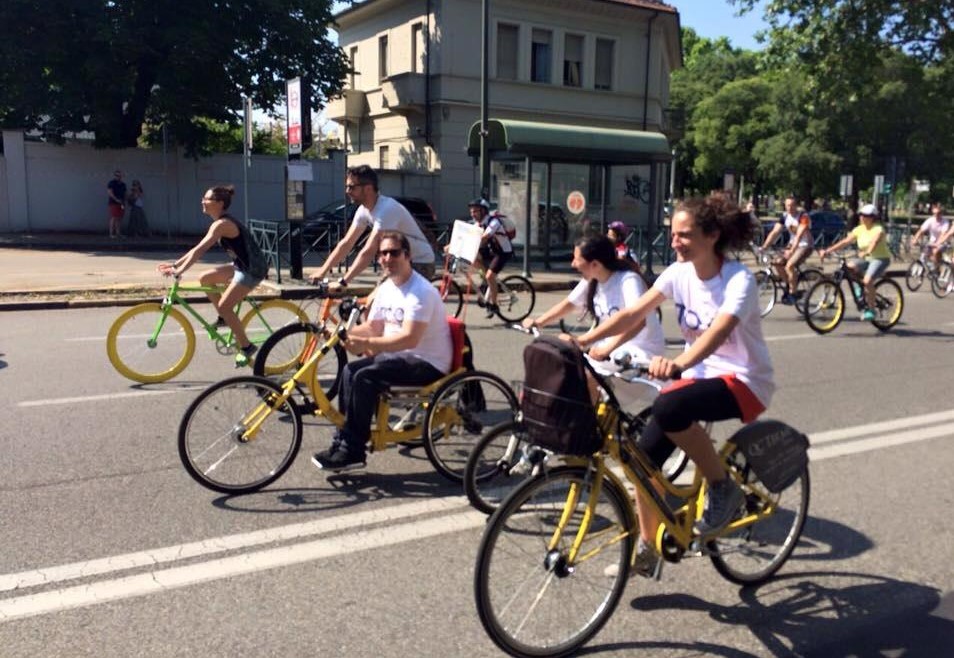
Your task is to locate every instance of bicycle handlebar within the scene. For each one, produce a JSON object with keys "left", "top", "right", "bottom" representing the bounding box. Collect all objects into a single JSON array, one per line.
[{"left": 509, "top": 323, "right": 541, "bottom": 337}]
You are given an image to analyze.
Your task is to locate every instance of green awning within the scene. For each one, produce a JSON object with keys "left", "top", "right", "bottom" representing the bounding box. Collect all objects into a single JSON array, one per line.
[{"left": 467, "top": 118, "right": 671, "bottom": 164}]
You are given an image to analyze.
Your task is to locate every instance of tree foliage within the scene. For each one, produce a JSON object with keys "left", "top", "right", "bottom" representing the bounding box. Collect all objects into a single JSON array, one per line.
[
  {"left": 0, "top": 0, "right": 349, "bottom": 155},
  {"left": 672, "top": 5, "right": 954, "bottom": 207}
]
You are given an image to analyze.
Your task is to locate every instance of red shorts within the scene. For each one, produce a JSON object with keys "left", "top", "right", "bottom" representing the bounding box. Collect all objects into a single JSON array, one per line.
[{"left": 108, "top": 204, "right": 124, "bottom": 219}]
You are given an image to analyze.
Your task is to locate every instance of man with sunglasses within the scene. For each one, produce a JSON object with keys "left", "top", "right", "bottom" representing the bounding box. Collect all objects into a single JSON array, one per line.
[
  {"left": 308, "top": 165, "right": 435, "bottom": 286},
  {"left": 312, "top": 231, "right": 452, "bottom": 471}
]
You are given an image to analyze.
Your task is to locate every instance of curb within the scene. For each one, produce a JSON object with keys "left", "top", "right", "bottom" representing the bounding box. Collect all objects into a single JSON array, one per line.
[{"left": 0, "top": 277, "right": 579, "bottom": 312}]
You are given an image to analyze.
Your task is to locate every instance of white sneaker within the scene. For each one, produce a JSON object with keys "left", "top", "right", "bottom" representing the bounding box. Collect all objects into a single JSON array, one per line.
[{"left": 604, "top": 540, "right": 663, "bottom": 581}]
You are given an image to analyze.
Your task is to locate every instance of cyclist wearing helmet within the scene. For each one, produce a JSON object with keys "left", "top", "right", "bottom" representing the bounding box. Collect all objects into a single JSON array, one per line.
[
  {"left": 468, "top": 198, "right": 514, "bottom": 317},
  {"left": 607, "top": 221, "right": 638, "bottom": 265},
  {"left": 819, "top": 203, "right": 890, "bottom": 321}
]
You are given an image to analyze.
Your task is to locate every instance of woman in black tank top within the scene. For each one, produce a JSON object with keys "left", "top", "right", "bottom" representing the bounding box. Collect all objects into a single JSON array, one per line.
[{"left": 156, "top": 184, "right": 267, "bottom": 364}]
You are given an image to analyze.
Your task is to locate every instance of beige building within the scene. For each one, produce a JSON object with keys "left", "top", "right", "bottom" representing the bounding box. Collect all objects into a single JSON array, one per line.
[{"left": 326, "top": 0, "right": 682, "bottom": 249}]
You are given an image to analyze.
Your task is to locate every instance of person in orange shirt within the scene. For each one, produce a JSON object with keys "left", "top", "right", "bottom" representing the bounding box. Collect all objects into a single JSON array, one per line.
[{"left": 760, "top": 196, "right": 814, "bottom": 304}]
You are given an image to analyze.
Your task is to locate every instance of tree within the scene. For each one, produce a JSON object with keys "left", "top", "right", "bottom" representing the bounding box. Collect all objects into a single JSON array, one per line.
[
  {"left": 691, "top": 76, "right": 775, "bottom": 198},
  {"left": 0, "top": 0, "right": 349, "bottom": 155},
  {"left": 668, "top": 29, "right": 763, "bottom": 194}
]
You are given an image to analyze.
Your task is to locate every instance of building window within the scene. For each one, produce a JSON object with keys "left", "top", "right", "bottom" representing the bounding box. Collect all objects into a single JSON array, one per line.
[
  {"left": 412, "top": 23, "right": 425, "bottom": 74},
  {"left": 349, "top": 46, "right": 358, "bottom": 88},
  {"left": 378, "top": 35, "right": 389, "bottom": 81},
  {"left": 564, "top": 34, "right": 583, "bottom": 87},
  {"left": 531, "top": 29, "right": 552, "bottom": 84},
  {"left": 379, "top": 145, "right": 390, "bottom": 170},
  {"left": 496, "top": 23, "right": 519, "bottom": 80},
  {"left": 595, "top": 38, "right": 614, "bottom": 90}
]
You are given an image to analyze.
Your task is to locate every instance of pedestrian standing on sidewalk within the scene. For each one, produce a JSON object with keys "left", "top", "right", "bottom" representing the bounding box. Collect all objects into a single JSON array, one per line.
[
  {"left": 107, "top": 170, "right": 126, "bottom": 238},
  {"left": 126, "top": 180, "right": 149, "bottom": 237},
  {"left": 157, "top": 185, "right": 269, "bottom": 366}
]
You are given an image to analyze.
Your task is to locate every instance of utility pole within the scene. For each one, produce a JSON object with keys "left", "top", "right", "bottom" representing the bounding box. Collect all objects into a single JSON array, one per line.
[{"left": 480, "top": 0, "right": 490, "bottom": 200}]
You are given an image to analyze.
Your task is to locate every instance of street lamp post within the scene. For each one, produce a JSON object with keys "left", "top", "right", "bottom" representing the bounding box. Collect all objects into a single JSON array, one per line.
[{"left": 480, "top": 0, "right": 490, "bottom": 200}]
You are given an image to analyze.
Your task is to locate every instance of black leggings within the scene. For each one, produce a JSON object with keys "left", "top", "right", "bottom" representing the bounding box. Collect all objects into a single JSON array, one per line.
[{"left": 638, "top": 378, "right": 742, "bottom": 468}]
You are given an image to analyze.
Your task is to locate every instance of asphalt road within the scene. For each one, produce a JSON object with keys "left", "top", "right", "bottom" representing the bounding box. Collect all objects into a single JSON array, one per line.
[{"left": 2, "top": 290, "right": 954, "bottom": 657}]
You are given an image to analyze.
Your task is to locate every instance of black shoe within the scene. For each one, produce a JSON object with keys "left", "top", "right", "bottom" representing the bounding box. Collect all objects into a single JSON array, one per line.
[
  {"left": 780, "top": 293, "right": 795, "bottom": 305},
  {"left": 485, "top": 304, "right": 498, "bottom": 319},
  {"left": 312, "top": 447, "right": 366, "bottom": 472},
  {"left": 214, "top": 316, "right": 227, "bottom": 328}
]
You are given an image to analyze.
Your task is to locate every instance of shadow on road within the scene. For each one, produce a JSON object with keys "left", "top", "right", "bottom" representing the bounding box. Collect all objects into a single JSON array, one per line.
[
  {"left": 211, "top": 464, "right": 461, "bottom": 515},
  {"left": 592, "top": 571, "right": 948, "bottom": 657}
]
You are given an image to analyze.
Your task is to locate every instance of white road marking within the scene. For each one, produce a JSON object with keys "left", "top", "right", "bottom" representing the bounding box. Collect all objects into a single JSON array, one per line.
[
  {"left": 18, "top": 388, "right": 201, "bottom": 407},
  {"left": 0, "top": 496, "right": 468, "bottom": 594},
  {"left": 0, "top": 509, "right": 485, "bottom": 622},
  {"left": 2, "top": 410, "right": 952, "bottom": 622},
  {"left": 765, "top": 332, "right": 818, "bottom": 342}
]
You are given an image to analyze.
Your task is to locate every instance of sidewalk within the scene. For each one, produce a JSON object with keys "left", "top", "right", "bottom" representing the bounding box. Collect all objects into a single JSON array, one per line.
[
  {"left": 0, "top": 232, "right": 581, "bottom": 311},
  {"left": 0, "top": 231, "right": 907, "bottom": 312}
]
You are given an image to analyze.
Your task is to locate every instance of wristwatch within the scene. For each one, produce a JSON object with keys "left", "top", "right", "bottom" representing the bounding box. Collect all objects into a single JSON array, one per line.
[{"left": 337, "top": 277, "right": 348, "bottom": 287}]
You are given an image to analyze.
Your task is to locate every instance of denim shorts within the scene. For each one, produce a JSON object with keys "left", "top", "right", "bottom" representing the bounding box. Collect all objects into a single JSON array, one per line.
[
  {"left": 849, "top": 257, "right": 889, "bottom": 280},
  {"left": 232, "top": 268, "right": 264, "bottom": 289}
]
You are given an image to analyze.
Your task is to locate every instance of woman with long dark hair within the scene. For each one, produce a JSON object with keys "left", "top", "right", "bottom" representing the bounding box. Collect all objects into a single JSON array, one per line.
[
  {"left": 578, "top": 193, "right": 774, "bottom": 578},
  {"left": 523, "top": 234, "right": 664, "bottom": 363}
]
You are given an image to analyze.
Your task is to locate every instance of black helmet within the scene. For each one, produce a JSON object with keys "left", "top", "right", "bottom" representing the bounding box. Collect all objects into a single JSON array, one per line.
[{"left": 468, "top": 198, "right": 490, "bottom": 211}]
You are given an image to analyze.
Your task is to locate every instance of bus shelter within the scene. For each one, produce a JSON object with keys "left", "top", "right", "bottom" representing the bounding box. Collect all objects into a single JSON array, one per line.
[{"left": 467, "top": 118, "right": 671, "bottom": 274}]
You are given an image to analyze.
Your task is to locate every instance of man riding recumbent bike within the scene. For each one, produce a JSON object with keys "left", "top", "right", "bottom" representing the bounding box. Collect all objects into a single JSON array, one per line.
[{"left": 178, "top": 232, "right": 517, "bottom": 493}]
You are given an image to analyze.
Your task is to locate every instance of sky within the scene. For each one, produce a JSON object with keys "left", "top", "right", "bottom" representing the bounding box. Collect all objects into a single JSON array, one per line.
[{"left": 671, "top": 0, "right": 769, "bottom": 51}]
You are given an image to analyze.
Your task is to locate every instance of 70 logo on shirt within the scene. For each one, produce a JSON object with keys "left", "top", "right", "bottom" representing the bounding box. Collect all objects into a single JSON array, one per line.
[{"left": 674, "top": 302, "right": 713, "bottom": 336}]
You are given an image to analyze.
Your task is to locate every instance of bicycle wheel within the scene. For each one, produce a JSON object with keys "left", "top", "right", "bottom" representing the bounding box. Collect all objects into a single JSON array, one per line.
[
  {"left": 754, "top": 271, "right": 777, "bottom": 318},
  {"left": 931, "top": 262, "right": 953, "bottom": 298},
  {"left": 431, "top": 276, "right": 463, "bottom": 318},
  {"left": 106, "top": 303, "right": 196, "bottom": 383},
  {"left": 252, "top": 322, "right": 346, "bottom": 401},
  {"left": 793, "top": 268, "right": 824, "bottom": 314},
  {"left": 422, "top": 370, "right": 519, "bottom": 482},
  {"left": 708, "top": 443, "right": 809, "bottom": 585},
  {"left": 464, "top": 421, "right": 549, "bottom": 515},
  {"left": 495, "top": 275, "right": 535, "bottom": 322},
  {"left": 178, "top": 376, "right": 302, "bottom": 494},
  {"left": 474, "top": 466, "right": 635, "bottom": 658},
  {"left": 241, "top": 299, "right": 307, "bottom": 348},
  {"left": 803, "top": 280, "right": 844, "bottom": 334},
  {"left": 870, "top": 278, "right": 904, "bottom": 332},
  {"left": 559, "top": 309, "right": 596, "bottom": 336},
  {"left": 905, "top": 261, "right": 925, "bottom": 292}
]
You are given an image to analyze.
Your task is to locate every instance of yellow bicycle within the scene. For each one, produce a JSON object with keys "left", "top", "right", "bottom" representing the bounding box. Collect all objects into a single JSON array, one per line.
[
  {"left": 473, "top": 361, "right": 810, "bottom": 657},
  {"left": 178, "top": 299, "right": 518, "bottom": 493},
  {"left": 106, "top": 275, "right": 305, "bottom": 383}
]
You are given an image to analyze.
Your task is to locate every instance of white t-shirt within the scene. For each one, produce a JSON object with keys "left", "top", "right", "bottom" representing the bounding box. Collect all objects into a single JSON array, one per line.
[
  {"left": 368, "top": 270, "right": 452, "bottom": 373},
  {"left": 567, "top": 270, "right": 666, "bottom": 358},
  {"left": 653, "top": 260, "right": 775, "bottom": 407},
  {"left": 353, "top": 195, "right": 435, "bottom": 264},
  {"left": 920, "top": 216, "right": 951, "bottom": 244},
  {"left": 481, "top": 216, "right": 513, "bottom": 253},
  {"left": 781, "top": 212, "right": 814, "bottom": 249}
]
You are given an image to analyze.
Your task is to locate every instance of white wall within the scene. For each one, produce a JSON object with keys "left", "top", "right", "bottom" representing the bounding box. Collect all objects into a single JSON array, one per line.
[{"left": 0, "top": 131, "right": 346, "bottom": 235}]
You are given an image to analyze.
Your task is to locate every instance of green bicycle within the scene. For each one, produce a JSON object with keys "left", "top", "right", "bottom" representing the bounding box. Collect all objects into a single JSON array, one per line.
[{"left": 106, "top": 275, "right": 306, "bottom": 383}]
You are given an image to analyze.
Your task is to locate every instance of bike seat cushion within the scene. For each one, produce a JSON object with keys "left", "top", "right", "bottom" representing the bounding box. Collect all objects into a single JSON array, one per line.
[{"left": 447, "top": 315, "right": 467, "bottom": 372}]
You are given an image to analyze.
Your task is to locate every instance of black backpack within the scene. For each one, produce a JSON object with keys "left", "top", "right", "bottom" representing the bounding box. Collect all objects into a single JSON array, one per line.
[{"left": 520, "top": 336, "right": 602, "bottom": 456}]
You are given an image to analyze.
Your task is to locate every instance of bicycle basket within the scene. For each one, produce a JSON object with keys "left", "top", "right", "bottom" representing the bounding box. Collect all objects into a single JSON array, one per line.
[
  {"left": 518, "top": 384, "right": 602, "bottom": 456},
  {"left": 730, "top": 420, "right": 809, "bottom": 493}
]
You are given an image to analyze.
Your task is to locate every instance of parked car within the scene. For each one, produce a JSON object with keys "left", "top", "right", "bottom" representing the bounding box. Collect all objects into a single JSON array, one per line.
[
  {"left": 301, "top": 196, "right": 439, "bottom": 245},
  {"left": 808, "top": 210, "right": 847, "bottom": 247}
]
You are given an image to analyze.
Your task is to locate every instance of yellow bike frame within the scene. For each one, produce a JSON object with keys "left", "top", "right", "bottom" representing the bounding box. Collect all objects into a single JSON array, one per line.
[{"left": 237, "top": 303, "right": 467, "bottom": 453}]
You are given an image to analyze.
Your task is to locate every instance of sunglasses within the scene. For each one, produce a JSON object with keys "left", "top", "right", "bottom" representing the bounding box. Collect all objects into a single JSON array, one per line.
[{"left": 377, "top": 248, "right": 405, "bottom": 259}]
